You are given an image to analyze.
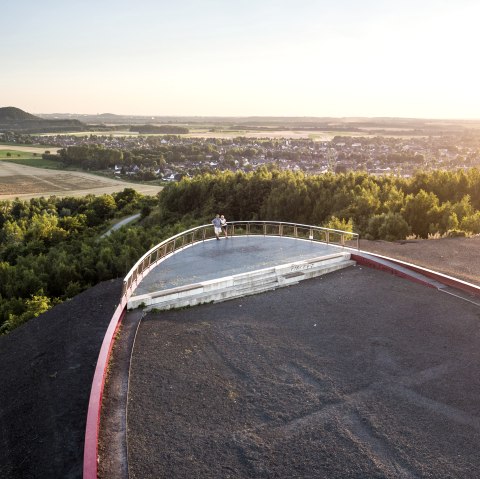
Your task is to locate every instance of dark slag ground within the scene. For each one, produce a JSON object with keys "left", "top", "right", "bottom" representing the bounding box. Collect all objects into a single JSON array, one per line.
[
  {"left": 126, "top": 266, "right": 480, "bottom": 479},
  {"left": 1, "top": 237, "right": 479, "bottom": 478}
]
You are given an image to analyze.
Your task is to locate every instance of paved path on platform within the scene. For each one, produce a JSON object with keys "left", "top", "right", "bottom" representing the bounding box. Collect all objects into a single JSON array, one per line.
[{"left": 134, "top": 236, "right": 342, "bottom": 295}]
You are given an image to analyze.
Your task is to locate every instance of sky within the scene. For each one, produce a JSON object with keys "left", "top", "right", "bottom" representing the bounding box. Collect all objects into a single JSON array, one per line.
[{"left": 2, "top": 0, "right": 480, "bottom": 119}]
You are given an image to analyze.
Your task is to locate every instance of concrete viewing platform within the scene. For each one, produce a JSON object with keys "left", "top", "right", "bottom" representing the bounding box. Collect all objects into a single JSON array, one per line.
[
  {"left": 128, "top": 236, "right": 354, "bottom": 310},
  {"left": 133, "top": 236, "right": 344, "bottom": 295}
]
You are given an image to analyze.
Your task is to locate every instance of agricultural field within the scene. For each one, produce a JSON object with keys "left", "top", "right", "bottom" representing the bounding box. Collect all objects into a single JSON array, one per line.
[
  {"left": 39, "top": 128, "right": 369, "bottom": 140},
  {"left": 0, "top": 148, "right": 60, "bottom": 169},
  {"left": 0, "top": 144, "right": 57, "bottom": 154},
  {"left": 184, "top": 129, "right": 345, "bottom": 140},
  {"left": 0, "top": 150, "right": 162, "bottom": 200}
]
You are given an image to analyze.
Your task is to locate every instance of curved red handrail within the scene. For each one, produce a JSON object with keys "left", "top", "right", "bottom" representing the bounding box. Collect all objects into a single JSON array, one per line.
[
  {"left": 83, "top": 299, "right": 127, "bottom": 479},
  {"left": 351, "top": 252, "right": 480, "bottom": 297}
]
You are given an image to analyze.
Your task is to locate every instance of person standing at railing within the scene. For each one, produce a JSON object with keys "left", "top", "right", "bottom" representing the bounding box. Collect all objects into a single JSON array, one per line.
[
  {"left": 220, "top": 214, "right": 228, "bottom": 239},
  {"left": 212, "top": 214, "right": 222, "bottom": 240}
]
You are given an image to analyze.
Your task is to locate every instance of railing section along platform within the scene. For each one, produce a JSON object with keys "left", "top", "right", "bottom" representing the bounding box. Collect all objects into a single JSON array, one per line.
[
  {"left": 121, "top": 221, "right": 359, "bottom": 300},
  {"left": 83, "top": 221, "right": 358, "bottom": 478}
]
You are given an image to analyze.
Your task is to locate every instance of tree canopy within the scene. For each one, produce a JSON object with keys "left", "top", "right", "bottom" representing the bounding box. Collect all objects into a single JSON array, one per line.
[{"left": 158, "top": 167, "right": 480, "bottom": 239}]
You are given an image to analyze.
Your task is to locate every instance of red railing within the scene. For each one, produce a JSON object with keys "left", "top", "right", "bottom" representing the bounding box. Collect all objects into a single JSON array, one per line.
[{"left": 83, "top": 298, "right": 127, "bottom": 479}]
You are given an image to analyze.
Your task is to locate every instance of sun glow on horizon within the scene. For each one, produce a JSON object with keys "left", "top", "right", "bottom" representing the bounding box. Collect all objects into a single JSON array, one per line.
[{"left": 2, "top": 0, "right": 480, "bottom": 119}]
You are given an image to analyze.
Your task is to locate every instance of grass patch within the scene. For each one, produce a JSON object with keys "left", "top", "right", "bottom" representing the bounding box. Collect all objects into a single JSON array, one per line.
[
  {"left": 0, "top": 155, "right": 62, "bottom": 169},
  {"left": 0, "top": 150, "right": 36, "bottom": 159}
]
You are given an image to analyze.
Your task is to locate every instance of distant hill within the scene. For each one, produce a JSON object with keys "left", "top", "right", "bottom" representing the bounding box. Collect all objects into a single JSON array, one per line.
[
  {"left": 0, "top": 106, "right": 87, "bottom": 133},
  {"left": 0, "top": 106, "right": 40, "bottom": 122}
]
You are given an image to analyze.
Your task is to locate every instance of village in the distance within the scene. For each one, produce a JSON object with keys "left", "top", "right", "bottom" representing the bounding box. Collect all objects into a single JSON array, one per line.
[{"left": 1, "top": 110, "right": 480, "bottom": 181}]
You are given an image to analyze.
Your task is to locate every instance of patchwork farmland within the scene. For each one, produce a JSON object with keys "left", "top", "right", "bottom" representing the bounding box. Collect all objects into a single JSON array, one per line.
[{"left": 0, "top": 153, "right": 162, "bottom": 199}]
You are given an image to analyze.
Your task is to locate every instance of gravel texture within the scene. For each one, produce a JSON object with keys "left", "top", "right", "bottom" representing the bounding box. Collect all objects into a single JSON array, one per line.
[
  {"left": 1, "top": 237, "right": 479, "bottom": 479},
  {"left": 126, "top": 266, "right": 480, "bottom": 479},
  {"left": 0, "top": 279, "right": 123, "bottom": 479},
  {"left": 357, "top": 235, "right": 480, "bottom": 286}
]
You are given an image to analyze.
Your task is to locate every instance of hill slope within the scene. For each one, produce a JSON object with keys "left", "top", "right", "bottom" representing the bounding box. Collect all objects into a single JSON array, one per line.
[
  {"left": 358, "top": 235, "right": 480, "bottom": 286},
  {"left": 0, "top": 106, "right": 40, "bottom": 121},
  {"left": 0, "top": 278, "right": 122, "bottom": 479},
  {"left": 0, "top": 238, "right": 478, "bottom": 478},
  {"left": 0, "top": 106, "right": 86, "bottom": 133}
]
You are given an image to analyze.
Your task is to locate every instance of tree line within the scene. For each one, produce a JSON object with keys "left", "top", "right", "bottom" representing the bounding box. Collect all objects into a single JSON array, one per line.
[
  {"left": 132, "top": 125, "right": 189, "bottom": 134},
  {"left": 159, "top": 167, "right": 480, "bottom": 240}
]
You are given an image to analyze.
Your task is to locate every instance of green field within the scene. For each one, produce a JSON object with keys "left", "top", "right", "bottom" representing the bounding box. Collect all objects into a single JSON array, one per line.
[
  {"left": 0, "top": 150, "right": 60, "bottom": 168},
  {"left": 39, "top": 130, "right": 137, "bottom": 137}
]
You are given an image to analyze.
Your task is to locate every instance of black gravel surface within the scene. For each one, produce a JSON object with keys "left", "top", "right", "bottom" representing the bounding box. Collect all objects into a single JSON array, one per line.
[
  {"left": 0, "top": 278, "right": 123, "bottom": 479},
  {"left": 127, "top": 266, "right": 480, "bottom": 479}
]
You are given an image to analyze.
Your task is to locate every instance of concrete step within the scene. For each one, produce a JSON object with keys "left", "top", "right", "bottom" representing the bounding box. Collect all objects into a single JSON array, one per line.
[
  {"left": 127, "top": 252, "right": 355, "bottom": 311},
  {"left": 144, "top": 282, "right": 281, "bottom": 311},
  {"left": 128, "top": 275, "right": 279, "bottom": 310},
  {"left": 234, "top": 271, "right": 277, "bottom": 284}
]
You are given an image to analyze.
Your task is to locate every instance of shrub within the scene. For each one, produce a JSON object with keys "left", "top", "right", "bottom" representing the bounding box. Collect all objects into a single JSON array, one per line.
[
  {"left": 445, "top": 229, "right": 467, "bottom": 238},
  {"left": 366, "top": 212, "right": 410, "bottom": 241}
]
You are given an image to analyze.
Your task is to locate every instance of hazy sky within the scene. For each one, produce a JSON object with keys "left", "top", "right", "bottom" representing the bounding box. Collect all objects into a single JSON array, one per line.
[{"left": 2, "top": 0, "right": 479, "bottom": 118}]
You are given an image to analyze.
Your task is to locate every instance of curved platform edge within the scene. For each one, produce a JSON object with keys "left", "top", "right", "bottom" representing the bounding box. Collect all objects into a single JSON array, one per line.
[{"left": 351, "top": 251, "right": 480, "bottom": 298}]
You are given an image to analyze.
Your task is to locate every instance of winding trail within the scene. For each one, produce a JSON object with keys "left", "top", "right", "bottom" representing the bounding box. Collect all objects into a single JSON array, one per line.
[{"left": 101, "top": 214, "right": 141, "bottom": 238}]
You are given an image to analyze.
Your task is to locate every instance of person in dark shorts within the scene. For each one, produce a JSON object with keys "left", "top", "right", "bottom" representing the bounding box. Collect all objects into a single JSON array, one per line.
[{"left": 212, "top": 214, "right": 222, "bottom": 240}]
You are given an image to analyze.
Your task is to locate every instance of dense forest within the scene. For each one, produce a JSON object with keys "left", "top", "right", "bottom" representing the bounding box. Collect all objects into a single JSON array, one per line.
[
  {"left": 1, "top": 168, "right": 480, "bottom": 334},
  {"left": 0, "top": 189, "right": 175, "bottom": 334},
  {"left": 159, "top": 167, "right": 480, "bottom": 239}
]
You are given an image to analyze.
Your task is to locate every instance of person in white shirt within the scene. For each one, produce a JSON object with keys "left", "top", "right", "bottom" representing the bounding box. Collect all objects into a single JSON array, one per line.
[{"left": 220, "top": 214, "right": 228, "bottom": 239}]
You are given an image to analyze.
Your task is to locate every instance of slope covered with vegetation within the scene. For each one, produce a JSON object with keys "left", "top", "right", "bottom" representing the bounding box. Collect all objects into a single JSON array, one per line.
[
  {"left": 0, "top": 106, "right": 86, "bottom": 132},
  {"left": 0, "top": 106, "right": 40, "bottom": 121},
  {"left": 0, "top": 189, "right": 168, "bottom": 334}
]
